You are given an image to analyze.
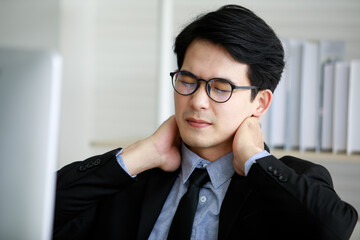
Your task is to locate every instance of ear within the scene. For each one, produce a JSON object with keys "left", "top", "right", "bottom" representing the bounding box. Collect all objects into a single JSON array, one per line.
[{"left": 252, "top": 89, "right": 272, "bottom": 117}]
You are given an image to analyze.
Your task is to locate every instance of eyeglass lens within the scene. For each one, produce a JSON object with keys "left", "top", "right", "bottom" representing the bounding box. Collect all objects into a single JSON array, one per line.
[{"left": 172, "top": 72, "right": 232, "bottom": 102}]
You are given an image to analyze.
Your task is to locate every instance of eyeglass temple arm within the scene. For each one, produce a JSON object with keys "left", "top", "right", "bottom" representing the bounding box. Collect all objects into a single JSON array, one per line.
[{"left": 233, "top": 86, "right": 259, "bottom": 90}]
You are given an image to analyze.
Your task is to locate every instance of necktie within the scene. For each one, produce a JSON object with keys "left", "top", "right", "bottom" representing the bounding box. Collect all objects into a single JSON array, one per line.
[{"left": 167, "top": 168, "right": 210, "bottom": 240}]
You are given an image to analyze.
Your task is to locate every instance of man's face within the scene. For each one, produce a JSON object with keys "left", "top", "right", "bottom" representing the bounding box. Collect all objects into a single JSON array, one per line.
[{"left": 174, "top": 39, "right": 258, "bottom": 161}]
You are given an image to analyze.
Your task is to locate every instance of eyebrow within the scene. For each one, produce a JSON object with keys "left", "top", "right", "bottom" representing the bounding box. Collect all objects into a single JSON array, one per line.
[
  {"left": 180, "top": 69, "right": 238, "bottom": 85},
  {"left": 217, "top": 77, "right": 237, "bottom": 86}
]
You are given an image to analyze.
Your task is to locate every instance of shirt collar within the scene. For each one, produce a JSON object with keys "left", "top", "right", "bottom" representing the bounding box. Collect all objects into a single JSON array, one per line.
[{"left": 180, "top": 142, "right": 235, "bottom": 189}]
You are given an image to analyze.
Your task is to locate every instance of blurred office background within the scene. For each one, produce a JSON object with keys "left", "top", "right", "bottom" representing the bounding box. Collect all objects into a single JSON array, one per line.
[
  {"left": 1, "top": 0, "right": 359, "bottom": 165},
  {"left": 1, "top": 1, "right": 359, "bottom": 235}
]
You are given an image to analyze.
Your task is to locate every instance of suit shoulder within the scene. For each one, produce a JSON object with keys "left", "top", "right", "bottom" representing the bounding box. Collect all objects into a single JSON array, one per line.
[
  {"left": 279, "top": 155, "right": 317, "bottom": 171},
  {"left": 278, "top": 155, "right": 333, "bottom": 187}
]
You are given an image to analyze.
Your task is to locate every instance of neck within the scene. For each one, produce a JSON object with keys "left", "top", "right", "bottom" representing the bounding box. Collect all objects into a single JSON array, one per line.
[{"left": 187, "top": 142, "right": 232, "bottom": 162}]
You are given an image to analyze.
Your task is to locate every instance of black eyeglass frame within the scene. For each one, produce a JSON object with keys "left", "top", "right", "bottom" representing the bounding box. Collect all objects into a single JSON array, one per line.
[{"left": 170, "top": 70, "right": 259, "bottom": 103}]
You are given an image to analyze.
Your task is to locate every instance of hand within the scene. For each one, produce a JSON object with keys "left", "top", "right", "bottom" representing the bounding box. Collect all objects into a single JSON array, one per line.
[
  {"left": 232, "top": 117, "right": 264, "bottom": 176},
  {"left": 122, "top": 116, "right": 181, "bottom": 175},
  {"left": 150, "top": 115, "right": 182, "bottom": 172}
]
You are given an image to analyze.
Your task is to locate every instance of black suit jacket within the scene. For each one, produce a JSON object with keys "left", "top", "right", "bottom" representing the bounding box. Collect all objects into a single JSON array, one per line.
[{"left": 53, "top": 148, "right": 358, "bottom": 240}]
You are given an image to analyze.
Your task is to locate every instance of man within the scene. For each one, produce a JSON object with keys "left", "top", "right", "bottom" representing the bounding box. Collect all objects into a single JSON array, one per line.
[{"left": 53, "top": 5, "right": 358, "bottom": 240}]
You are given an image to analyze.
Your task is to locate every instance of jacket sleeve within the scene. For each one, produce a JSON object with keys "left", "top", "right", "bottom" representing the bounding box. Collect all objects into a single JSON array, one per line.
[
  {"left": 248, "top": 155, "right": 358, "bottom": 240},
  {"left": 52, "top": 148, "right": 134, "bottom": 239}
]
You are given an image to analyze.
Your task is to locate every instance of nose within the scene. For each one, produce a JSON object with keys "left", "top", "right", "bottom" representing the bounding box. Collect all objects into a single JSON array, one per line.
[{"left": 189, "top": 81, "right": 210, "bottom": 110}]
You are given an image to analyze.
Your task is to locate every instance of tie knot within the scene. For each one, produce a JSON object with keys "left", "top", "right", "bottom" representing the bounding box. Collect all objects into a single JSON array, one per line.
[{"left": 189, "top": 168, "right": 209, "bottom": 187}]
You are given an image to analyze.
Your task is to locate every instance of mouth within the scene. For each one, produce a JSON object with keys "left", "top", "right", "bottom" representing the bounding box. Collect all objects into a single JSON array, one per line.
[{"left": 185, "top": 117, "right": 212, "bottom": 128}]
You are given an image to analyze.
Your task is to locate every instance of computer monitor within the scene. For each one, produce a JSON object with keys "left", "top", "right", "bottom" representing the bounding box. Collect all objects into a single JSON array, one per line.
[{"left": 0, "top": 47, "right": 62, "bottom": 240}]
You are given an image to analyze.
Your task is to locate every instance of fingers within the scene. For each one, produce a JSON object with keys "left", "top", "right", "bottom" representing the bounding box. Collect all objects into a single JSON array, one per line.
[
  {"left": 244, "top": 115, "right": 261, "bottom": 127},
  {"left": 156, "top": 115, "right": 180, "bottom": 143},
  {"left": 153, "top": 115, "right": 182, "bottom": 172},
  {"left": 245, "top": 117, "right": 264, "bottom": 148},
  {"left": 167, "top": 115, "right": 181, "bottom": 146},
  {"left": 232, "top": 116, "right": 265, "bottom": 175}
]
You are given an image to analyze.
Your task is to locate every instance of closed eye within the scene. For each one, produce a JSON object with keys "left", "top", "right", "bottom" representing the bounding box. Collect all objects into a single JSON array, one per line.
[
  {"left": 179, "top": 80, "right": 196, "bottom": 87},
  {"left": 214, "top": 87, "right": 231, "bottom": 93}
]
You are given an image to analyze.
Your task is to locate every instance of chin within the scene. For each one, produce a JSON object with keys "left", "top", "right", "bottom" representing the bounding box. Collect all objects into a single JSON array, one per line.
[{"left": 181, "top": 134, "right": 209, "bottom": 148}]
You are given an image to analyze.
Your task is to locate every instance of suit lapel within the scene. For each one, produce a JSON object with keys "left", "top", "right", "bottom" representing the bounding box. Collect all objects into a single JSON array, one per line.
[
  {"left": 136, "top": 169, "right": 179, "bottom": 240},
  {"left": 218, "top": 174, "right": 253, "bottom": 240}
]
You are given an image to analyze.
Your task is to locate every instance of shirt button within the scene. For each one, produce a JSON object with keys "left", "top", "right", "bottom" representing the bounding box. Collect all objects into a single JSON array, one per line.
[
  {"left": 200, "top": 196, "right": 207, "bottom": 203},
  {"left": 202, "top": 163, "right": 208, "bottom": 168}
]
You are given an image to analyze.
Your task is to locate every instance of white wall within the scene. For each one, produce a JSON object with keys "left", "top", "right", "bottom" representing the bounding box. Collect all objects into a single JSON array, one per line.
[
  {"left": 57, "top": 0, "right": 97, "bottom": 167},
  {"left": 0, "top": 1, "right": 59, "bottom": 49}
]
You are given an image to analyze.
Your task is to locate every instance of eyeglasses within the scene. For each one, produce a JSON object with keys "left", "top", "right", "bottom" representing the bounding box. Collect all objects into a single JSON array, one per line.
[{"left": 170, "top": 70, "right": 258, "bottom": 103}]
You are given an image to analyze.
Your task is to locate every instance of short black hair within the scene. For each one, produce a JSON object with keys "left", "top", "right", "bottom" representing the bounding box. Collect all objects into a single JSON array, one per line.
[{"left": 174, "top": 5, "right": 285, "bottom": 99}]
